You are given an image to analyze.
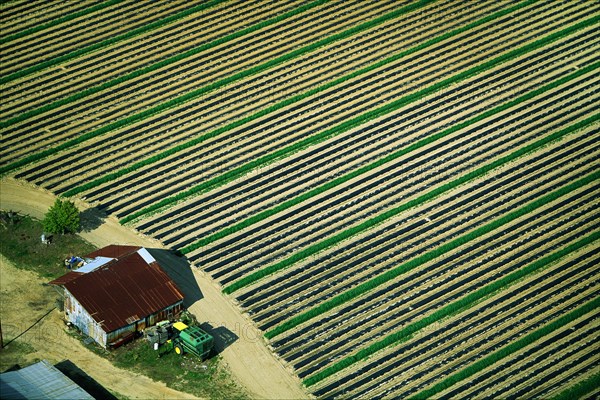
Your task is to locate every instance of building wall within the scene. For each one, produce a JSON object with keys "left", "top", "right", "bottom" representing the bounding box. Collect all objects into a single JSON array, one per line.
[
  {"left": 63, "top": 289, "right": 184, "bottom": 348},
  {"left": 63, "top": 289, "right": 107, "bottom": 347}
]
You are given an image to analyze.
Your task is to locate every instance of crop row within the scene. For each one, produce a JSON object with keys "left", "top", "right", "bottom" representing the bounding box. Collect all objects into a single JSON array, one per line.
[
  {"left": 134, "top": 35, "right": 597, "bottom": 248},
  {"left": 0, "top": 0, "right": 572, "bottom": 175},
  {"left": 249, "top": 182, "right": 597, "bottom": 338},
  {"left": 103, "top": 7, "right": 581, "bottom": 222},
  {"left": 259, "top": 173, "right": 598, "bottom": 346},
  {"left": 306, "top": 227, "right": 599, "bottom": 389},
  {"left": 257, "top": 154, "right": 599, "bottom": 372},
  {"left": 246, "top": 137, "right": 597, "bottom": 335},
  {"left": 0, "top": 0, "right": 422, "bottom": 183},
  {"left": 0, "top": 0, "right": 226, "bottom": 84},
  {"left": 5, "top": 0, "right": 579, "bottom": 207},
  {"left": 48, "top": 0, "right": 538, "bottom": 199},
  {"left": 0, "top": 0, "right": 326, "bottom": 117},
  {"left": 1, "top": 0, "right": 297, "bottom": 120},
  {"left": 176, "top": 60, "right": 598, "bottom": 254},
  {"left": 223, "top": 113, "right": 599, "bottom": 296},
  {"left": 0, "top": 0, "right": 102, "bottom": 40},
  {"left": 355, "top": 255, "right": 599, "bottom": 398},
  {"left": 440, "top": 310, "right": 599, "bottom": 399},
  {"left": 0, "top": 0, "right": 341, "bottom": 155},
  {"left": 260, "top": 164, "right": 598, "bottom": 364},
  {"left": 272, "top": 182, "right": 599, "bottom": 378},
  {"left": 0, "top": 0, "right": 123, "bottom": 46},
  {"left": 1, "top": 1, "right": 194, "bottom": 76},
  {"left": 199, "top": 91, "right": 597, "bottom": 287},
  {"left": 0, "top": 0, "right": 409, "bottom": 130},
  {"left": 114, "top": 15, "right": 596, "bottom": 226},
  {"left": 311, "top": 241, "right": 598, "bottom": 396},
  {"left": 551, "top": 372, "right": 600, "bottom": 400},
  {"left": 1, "top": 0, "right": 450, "bottom": 171},
  {"left": 28, "top": 0, "right": 468, "bottom": 189},
  {"left": 409, "top": 296, "right": 599, "bottom": 399}
]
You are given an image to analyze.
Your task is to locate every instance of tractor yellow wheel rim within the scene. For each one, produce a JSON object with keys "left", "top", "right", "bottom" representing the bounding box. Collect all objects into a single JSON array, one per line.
[{"left": 175, "top": 346, "right": 182, "bottom": 354}]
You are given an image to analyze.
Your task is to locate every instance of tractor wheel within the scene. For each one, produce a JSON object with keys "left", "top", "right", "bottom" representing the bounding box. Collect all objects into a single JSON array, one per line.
[{"left": 175, "top": 345, "right": 183, "bottom": 355}]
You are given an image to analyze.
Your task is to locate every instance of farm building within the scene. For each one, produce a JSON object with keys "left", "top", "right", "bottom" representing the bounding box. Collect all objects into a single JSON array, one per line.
[
  {"left": 49, "top": 245, "right": 184, "bottom": 348},
  {"left": 0, "top": 360, "right": 93, "bottom": 400}
]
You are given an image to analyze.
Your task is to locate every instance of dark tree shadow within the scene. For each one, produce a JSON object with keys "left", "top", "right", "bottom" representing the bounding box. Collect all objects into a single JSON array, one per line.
[
  {"left": 147, "top": 248, "right": 203, "bottom": 306},
  {"left": 79, "top": 208, "right": 107, "bottom": 232},
  {"left": 54, "top": 360, "right": 117, "bottom": 400},
  {"left": 198, "top": 322, "right": 238, "bottom": 356}
]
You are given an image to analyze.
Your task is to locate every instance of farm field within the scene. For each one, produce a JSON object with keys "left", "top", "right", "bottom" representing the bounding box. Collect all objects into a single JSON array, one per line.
[{"left": 1, "top": 0, "right": 598, "bottom": 398}]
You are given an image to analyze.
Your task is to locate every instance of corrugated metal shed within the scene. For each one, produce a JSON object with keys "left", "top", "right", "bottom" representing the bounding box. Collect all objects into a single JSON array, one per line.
[
  {"left": 0, "top": 360, "right": 93, "bottom": 400},
  {"left": 50, "top": 246, "right": 184, "bottom": 333}
]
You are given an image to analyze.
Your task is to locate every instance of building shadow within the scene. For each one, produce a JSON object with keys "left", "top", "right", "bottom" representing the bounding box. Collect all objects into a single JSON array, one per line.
[
  {"left": 147, "top": 248, "right": 203, "bottom": 306},
  {"left": 198, "top": 322, "right": 238, "bottom": 356},
  {"left": 79, "top": 208, "right": 106, "bottom": 232},
  {"left": 54, "top": 360, "right": 116, "bottom": 400}
]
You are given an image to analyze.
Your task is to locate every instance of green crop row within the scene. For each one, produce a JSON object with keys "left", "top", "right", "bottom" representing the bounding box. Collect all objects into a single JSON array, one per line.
[
  {"left": 180, "top": 59, "right": 598, "bottom": 254},
  {"left": 0, "top": 0, "right": 333, "bottom": 129},
  {"left": 265, "top": 164, "right": 599, "bottom": 339},
  {"left": 119, "top": 11, "right": 593, "bottom": 226},
  {"left": 0, "top": 0, "right": 225, "bottom": 85},
  {"left": 409, "top": 295, "right": 600, "bottom": 399},
  {"left": 0, "top": 0, "right": 434, "bottom": 178},
  {"left": 224, "top": 110, "right": 600, "bottom": 296},
  {"left": 64, "top": 0, "right": 536, "bottom": 199},
  {"left": 550, "top": 372, "right": 600, "bottom": 400},
  {"left": 303, "top": 229, "right": 600, "bottom": 387},
  {"left": 0, "top": 0, "right": 124, "bottom": 46}
]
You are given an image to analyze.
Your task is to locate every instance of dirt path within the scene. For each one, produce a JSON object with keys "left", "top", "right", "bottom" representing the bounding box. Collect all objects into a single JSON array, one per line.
[{"left": 0, "top": 177, "right": 308, "bottom": 400}]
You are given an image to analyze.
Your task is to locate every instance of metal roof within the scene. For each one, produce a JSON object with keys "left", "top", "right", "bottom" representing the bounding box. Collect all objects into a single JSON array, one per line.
[
  {"left": 85, "top": 244, "right": 140, "bottom": 259},
  {"left": 49, "top": 246, "right": 184, "bottom": 333},
  {"left": 48, "top": 271, "right": 83, "bottom": 286},
  {"left": 75, "top": 256, "right": 113, "bottom": 273},
  {"left": 0, "top": 360, "right": 93, "bottom": 400}
]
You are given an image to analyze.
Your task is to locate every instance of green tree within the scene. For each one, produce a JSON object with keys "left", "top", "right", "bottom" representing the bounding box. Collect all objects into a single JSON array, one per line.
[{"left": 42, "top": 198, "right": 80, "bottom": 234}]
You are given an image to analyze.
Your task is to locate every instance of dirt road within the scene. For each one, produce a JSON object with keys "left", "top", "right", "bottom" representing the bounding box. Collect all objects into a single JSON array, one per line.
[{"left": 0, "top": 177, "right": 308, "bottom": 400}]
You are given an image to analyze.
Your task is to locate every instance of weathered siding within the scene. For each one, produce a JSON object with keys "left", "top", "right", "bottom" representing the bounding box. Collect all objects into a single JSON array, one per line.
[
  {"left": 63, "top": 288, "right": 107, "bottom": 347},
  {"left": 62, "top": 290, "right": 184, "bottom": 348}
]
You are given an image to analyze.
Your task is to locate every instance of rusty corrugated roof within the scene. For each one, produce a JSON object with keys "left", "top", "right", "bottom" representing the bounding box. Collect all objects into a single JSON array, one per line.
[
  {"left": 49, "top": 271, "right": 84, "bottom": 286},
  {"left": 85, "top": 244, "right": 140, "bottom": 259},
  {"left": 50, "top": 246, "right": 184, "bottom": 333}
]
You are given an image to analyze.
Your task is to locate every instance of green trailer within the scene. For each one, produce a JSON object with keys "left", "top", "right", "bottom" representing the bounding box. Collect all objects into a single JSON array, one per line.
[{"left": 170, "top": 321, "right": 213, "bottom": 359}]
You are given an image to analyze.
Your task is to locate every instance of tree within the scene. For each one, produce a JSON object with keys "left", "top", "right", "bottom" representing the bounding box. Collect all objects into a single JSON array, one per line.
[{"left": 42, "top": 198, "right": 80, "bottom": 234}]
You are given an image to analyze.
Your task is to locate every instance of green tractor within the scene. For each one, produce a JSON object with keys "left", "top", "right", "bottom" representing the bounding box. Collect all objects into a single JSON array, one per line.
[{"left": 168, "top": 321, "right": 213, "bottom": 359}]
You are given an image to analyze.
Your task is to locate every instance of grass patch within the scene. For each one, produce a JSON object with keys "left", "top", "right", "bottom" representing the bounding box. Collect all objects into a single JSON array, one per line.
[
  {"left": 0, "top": 341, "right": 36, "bottom": 372},
  {"left": 71, "top": 331, "right": 248, "bottom": 400},
  {"left": 0, "top": 211, "right": 96, "bottom": 279}
]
